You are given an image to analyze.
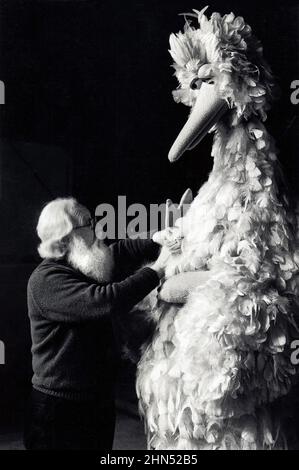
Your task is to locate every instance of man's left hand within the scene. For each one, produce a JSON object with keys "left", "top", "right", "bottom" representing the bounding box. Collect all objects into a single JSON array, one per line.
[{"left": 152, "top": 228, "right": 183, "bottom": 254}]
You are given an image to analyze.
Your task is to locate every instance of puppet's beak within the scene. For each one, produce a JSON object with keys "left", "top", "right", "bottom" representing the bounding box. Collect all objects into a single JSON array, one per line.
[{"left": 168, "top": 83, "right": 228, "bottom": 162}]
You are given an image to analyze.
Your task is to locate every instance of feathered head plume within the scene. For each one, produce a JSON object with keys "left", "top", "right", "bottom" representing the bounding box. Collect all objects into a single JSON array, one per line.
[{"left": 169, "top": 6, "right": 276, "bottom": 123}]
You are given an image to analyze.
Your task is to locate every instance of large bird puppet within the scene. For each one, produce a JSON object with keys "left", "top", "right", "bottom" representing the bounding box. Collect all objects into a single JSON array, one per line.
[{"left": 135, "top": 6, "right": 299, "bottom": 450}]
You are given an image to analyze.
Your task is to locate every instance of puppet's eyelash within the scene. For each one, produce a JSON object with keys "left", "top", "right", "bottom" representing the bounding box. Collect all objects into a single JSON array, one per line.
[{"left": 190, "top": 76, "right": 214, "bottom": 89}]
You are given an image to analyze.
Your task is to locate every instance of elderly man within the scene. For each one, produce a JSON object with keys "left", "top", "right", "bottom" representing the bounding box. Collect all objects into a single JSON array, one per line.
[{"left": 24, "top": 197, "right": 177, "bottom": 450}]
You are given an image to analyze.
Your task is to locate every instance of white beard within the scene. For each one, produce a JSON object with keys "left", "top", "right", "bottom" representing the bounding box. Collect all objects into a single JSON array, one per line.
[{"left": 67, "top": 236, "right": 114, "bottom": 283}]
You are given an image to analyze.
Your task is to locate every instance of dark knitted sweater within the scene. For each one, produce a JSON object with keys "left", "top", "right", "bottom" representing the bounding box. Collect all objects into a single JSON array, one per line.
[{"left": 27, "top": 238, "right": 160, "bottom": 401}]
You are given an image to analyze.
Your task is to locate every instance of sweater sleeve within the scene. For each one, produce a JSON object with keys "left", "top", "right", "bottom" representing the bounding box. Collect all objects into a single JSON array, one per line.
[
  {"left": 28, "top": 264, "right": 159, "bottom": 324},
  {"left": 110, "top": 237, "right": 160, "bottom": 273}
]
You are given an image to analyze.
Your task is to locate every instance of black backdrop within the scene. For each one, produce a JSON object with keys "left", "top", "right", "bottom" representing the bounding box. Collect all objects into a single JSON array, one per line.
[{"left": 0, "top": 0, "right": 298, "bottom": 425}]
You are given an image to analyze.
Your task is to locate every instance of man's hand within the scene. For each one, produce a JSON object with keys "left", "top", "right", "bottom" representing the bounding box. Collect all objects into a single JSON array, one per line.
[
  {"left": 151, "top": 246, "right": 172, "bottom": 279},
  {"left": 152, "top": 227, "right": 183, "bottom": 254}
]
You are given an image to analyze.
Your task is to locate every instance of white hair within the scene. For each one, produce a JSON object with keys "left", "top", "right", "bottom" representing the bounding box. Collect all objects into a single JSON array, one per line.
[
  {"left": 37, "top": 197, "right": 90, "bottom": 259},
  {"left": 67, "top": 236, "right": 114, "bottom": 282}
]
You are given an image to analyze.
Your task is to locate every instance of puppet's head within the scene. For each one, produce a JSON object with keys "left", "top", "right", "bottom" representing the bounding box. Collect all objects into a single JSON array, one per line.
[{"left": 168, "top": 6, "right": 275, "bottom": 161}]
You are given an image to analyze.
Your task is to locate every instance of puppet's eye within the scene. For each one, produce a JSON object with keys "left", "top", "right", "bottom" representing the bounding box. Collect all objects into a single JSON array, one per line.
[
  {"left": 190, "top": 76, "right": 215, "bottom": 89},
  {"left": 197, "top": 64, "right": 215, "bottom": 86},
  {"left": 190, "top": 78, "right": 202, "bottom": 90},
  {"left": 204, "top": 77, "right": 215, "bottom": 85}
]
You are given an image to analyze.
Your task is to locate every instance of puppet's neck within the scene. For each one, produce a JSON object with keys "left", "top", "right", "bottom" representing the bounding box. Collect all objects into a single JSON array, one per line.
[{"left": 211, "top": 119, "right": 277, "bottom": 175}]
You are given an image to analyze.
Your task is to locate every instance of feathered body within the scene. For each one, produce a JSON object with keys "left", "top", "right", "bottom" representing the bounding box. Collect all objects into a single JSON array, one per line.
[{"left": 136, "top": 8, "right": 299, "bottom": 450}]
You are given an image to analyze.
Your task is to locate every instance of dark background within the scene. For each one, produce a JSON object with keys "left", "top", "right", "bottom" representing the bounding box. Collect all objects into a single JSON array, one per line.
[{"left": 0, "top": 0, "right": 298, "bottom": 426}]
